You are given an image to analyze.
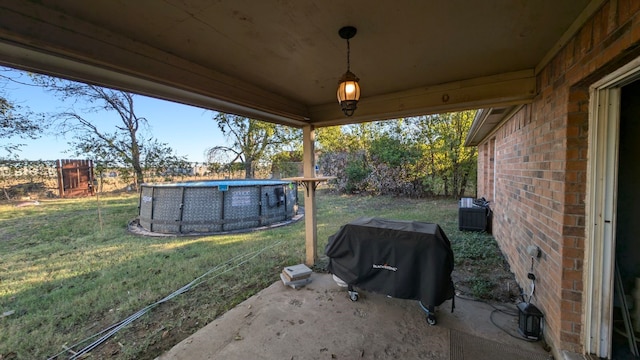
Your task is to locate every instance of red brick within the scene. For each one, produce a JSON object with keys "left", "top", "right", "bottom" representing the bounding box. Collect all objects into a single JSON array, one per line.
[
  {"left": 561, "top": 331, "right": 580, "bottom": 344},
  {"left": 619, "top": 0, "right": 630, "bottom": 24},
  {"left": 573, "top": 322, "right": 582, "bottom": 334},
  {"left": 593, "top": 5, "right": 605, "bottom": 45},
  {"left": 579, "top": 19, "right": 594, "bottom": 54},
  {"left": 562, "top": 236, "right": 577, "bottom": 247},
  {"left": 563, "top": 247, "right": 584, "bottom": 260},
  {"left": 562, "top": 278, "right": 575, "bottom": 290},
  {"left": 562, "top": 257, "right": 576, "bottom": 270},
  {"left": 605, "top": 1, "right": 618, "bottom": 35},
  {"left": 561, "top": 300, "right": 575, "bottom": 313},
  {"left": 563, "top": 269, "right": 583, "bottom": 282},
  {"left": 560, "top": 304, "right": 582, "bottom": 321}
]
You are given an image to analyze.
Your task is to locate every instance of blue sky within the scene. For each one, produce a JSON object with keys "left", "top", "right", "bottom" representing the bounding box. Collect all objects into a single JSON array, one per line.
[{"left": 3, "top": 68, "right": 226, "bottom": 163}]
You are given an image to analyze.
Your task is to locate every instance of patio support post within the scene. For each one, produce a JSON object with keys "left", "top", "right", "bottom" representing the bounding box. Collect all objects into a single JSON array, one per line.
[{"left": 302, "top": 124, "right": 317, "bottom": 266}]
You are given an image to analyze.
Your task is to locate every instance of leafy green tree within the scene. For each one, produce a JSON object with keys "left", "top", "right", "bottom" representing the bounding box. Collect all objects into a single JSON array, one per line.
[
  {"left": 319, "top": 112, "right": 477, "bottom": 197},
  {"left": 206, "top": 113, "right": 300, "bottom": 178},
  {"left": 143, "top": 140, "right": 190, "bottom": 177},
  {"left": 344, "top": 154, "right": 370, "bottom": 193},
  {"left": 443, "top": 111, "right": 477, "bottom": 197},
  {"left": 0, "top": 97, "right": 44, "bottom": 156},
  {"left": 317, "top": 123, "right": 381, "bottom": 193},
  {"left": 368, "top": 133, "right": 423, "bottom": 196},
  {"left": 316, "top": 122, "right": 379, "bottom": 153},
  {"left": 409, "top": 111, "right": 477, "bottom": 197},
  {"left": 0, "top": 70, "right": 46, "bottom": 157},
  {"left": 271, "top": 149, "right": 303, "bottom": 178},
  {"left": 369, "top": 135, "right": 421, "bottom": 168}
]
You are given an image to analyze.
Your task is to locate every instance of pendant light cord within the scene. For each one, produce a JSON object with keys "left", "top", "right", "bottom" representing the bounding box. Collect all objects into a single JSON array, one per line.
[{"left": 346, "top": 38, "right": 351, "bottom": 72}]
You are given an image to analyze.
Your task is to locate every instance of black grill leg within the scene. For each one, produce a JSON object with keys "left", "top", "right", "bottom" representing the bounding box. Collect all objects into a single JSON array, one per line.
[
  {"left": 426, "top": 310, "right": 437, "bottom": 325},
  {"left": 419, "top": 301, "right": 437, "bottom": 325},
  {"left": 348, "top": 285, "right": 359, "bottom": 301}
]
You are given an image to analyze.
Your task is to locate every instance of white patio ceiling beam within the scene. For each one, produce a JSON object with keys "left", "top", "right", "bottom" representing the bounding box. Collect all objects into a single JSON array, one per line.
[{"left": 310, "top": 70, "right": 536, "bottom": 126}]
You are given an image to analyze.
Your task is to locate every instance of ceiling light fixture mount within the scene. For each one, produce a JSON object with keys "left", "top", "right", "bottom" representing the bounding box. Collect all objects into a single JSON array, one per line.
[{"left": 337, "top": 26, "right": 360, "bottom": 117}]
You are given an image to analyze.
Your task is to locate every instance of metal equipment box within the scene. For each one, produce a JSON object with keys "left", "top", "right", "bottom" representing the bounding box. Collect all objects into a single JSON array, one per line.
[{"left": 458, "top": 198, "right": 488, "bottom": 231}]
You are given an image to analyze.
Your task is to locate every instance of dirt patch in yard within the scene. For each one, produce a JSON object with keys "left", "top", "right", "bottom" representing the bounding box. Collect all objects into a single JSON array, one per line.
[{"left": 452, "top": 263, "right": 522, "bottom": 303}]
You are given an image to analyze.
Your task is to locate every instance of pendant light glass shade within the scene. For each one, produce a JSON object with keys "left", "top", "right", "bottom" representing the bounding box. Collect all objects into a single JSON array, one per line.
[
  {"left": 337, "top": 70, "right": 360, "bottom": 117},
  {"left": 337, "top": 26, "right": 360, "bottom": 117}
]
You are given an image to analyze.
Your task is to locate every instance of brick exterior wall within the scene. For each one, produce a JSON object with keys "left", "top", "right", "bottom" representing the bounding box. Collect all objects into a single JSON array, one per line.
[{"left": 476, "top": 0, "right": 640, "bottom": 354}]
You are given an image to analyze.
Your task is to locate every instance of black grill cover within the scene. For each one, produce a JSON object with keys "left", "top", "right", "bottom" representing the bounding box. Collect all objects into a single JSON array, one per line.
[{"left": 325, "top": 217, "right": 455, "bottom": 307}]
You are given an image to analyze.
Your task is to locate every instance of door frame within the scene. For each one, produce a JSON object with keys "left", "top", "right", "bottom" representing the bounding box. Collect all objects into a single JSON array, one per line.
[{"left": 585, "top": 56, "right": 640, "bottom": 358}]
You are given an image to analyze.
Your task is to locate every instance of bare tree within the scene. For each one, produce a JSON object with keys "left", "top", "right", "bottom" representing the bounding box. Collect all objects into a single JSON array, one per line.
[
  {"left": 1, "top": 69, "right": 189, "bottom": 197},
  {"left": 33, "top": 76, "right": 182, "bottom": 187}
]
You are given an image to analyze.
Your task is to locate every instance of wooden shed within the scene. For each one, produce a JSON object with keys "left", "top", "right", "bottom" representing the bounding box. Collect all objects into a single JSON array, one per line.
[{"left": 56, "top": 159, "right": 95, "bottom": 198}]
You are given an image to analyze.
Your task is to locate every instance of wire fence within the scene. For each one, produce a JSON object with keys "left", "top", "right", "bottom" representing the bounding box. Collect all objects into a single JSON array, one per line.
[{"left": 0, "top": 160, "right": 304, "bottom": 200}]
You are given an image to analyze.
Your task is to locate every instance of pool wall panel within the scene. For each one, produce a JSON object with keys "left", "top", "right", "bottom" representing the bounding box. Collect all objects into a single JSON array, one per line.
[
  {"left": 139, "top": 186, "right": 154, "bottom": 230},
  {"left": 285, "top": 184, "right": 297, "bottom": 216},
  {"left": 223, "top": 186, "right": 260, "bottom": 231},
  {"left": 260, "top": 185, "right": 291, "bottom": 224},
  {"left": 138, "top": 180, "right": 297, "bottom": 234},
  {"left": 181, "top": 188, "right": 222, "bottom": 233},
  {"left": 152, "top": 187, "right": 183, "bottom": 233}
]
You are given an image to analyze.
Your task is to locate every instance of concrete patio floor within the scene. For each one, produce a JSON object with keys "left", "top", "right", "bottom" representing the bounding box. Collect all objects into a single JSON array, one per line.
[{"left": 157, "top": 273, "right": 552, "bottom": 360}]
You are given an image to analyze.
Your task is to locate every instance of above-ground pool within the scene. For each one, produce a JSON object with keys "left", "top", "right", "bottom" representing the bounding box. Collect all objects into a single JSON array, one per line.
[{"left": 138, "top": 180, "right": 298, "bottom": 234}]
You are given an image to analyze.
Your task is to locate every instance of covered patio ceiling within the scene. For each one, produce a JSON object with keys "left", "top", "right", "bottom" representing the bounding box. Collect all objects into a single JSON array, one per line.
[{"left": 0, "top": 0, "right": 601, "bottom": 131}]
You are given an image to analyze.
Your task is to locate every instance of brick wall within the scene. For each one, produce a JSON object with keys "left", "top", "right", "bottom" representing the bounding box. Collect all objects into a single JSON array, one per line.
[
  {"left": 476, "top": 0, "right": 640, "bottom": 354},
  {"left": 478, "top": 139, "right": 496, "bottom": 202}
]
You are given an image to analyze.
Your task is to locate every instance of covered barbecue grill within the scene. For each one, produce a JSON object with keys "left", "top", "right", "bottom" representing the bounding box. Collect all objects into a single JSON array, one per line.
[{"left": 325, "top": 217, "right": 455, "bottom": 325}]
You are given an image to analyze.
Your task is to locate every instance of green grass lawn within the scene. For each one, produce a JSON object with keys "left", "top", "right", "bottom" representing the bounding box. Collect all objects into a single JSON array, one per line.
[{"left": 0, "top": 190, "right": 512, "bottom": 359}]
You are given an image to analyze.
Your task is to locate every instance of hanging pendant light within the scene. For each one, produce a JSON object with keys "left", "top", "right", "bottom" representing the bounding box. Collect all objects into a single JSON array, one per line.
[{"left": 337, "top": 26, "right": 360, "bottom": 117}]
